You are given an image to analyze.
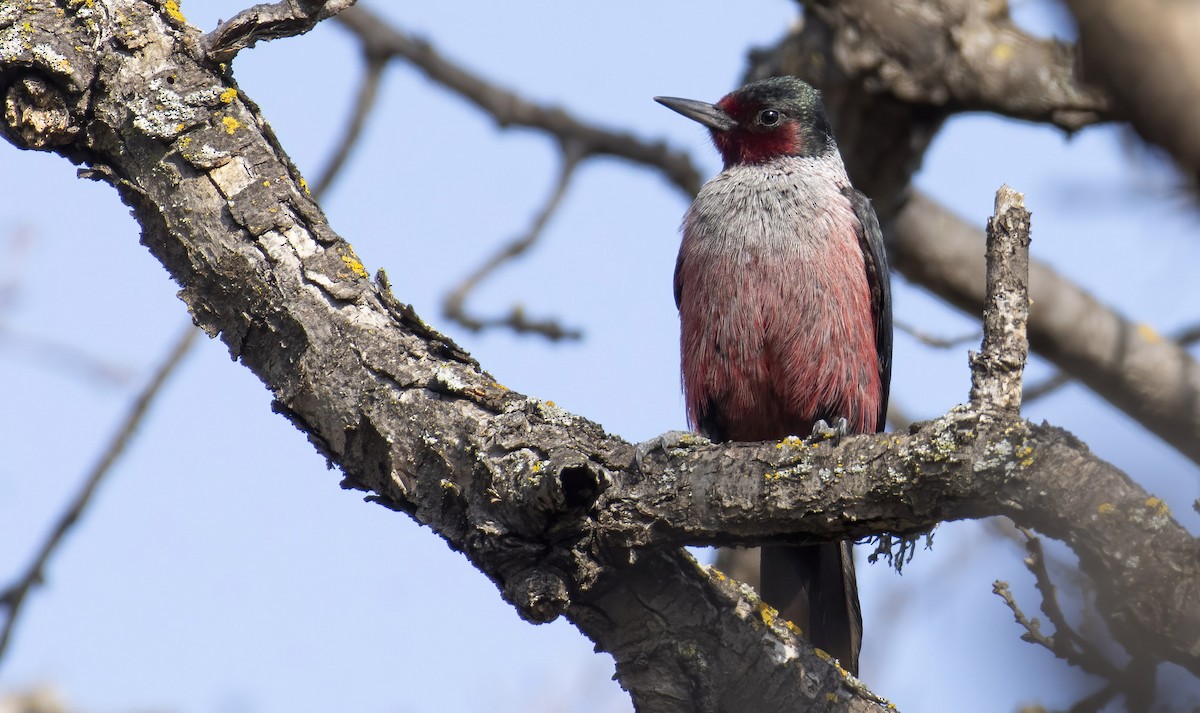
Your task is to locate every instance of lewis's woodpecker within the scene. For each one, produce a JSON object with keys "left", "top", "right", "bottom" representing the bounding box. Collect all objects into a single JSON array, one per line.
[{"left": 655, "top": 76, "right": 892, "bottom": 675}]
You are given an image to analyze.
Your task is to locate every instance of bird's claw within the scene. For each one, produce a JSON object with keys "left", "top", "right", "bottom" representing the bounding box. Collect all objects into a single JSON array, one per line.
[
  {"left": 634, "top": 430, "right": 705, "bottom": 473},
  {"left": 809, "top": 417, "right": 849, "bottom": 446}
]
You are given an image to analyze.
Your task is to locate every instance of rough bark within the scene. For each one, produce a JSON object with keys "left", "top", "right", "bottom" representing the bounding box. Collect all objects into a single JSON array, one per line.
[{"left": 2, "top": 2, "right": 1197, "bottom": 711}]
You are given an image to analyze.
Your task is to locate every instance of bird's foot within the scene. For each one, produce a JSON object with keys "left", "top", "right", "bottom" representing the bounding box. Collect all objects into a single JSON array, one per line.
[
  {"left": 808, "top": 417, "right": 849, "bottom": 447},
  {"left": 634, "top": 430, "right": 707, "bottom": 473}
]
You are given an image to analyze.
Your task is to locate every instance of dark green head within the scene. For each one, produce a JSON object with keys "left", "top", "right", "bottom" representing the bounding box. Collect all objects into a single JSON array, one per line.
[{"left": 655, "top": 76, "right": 834, "bottom": 167}]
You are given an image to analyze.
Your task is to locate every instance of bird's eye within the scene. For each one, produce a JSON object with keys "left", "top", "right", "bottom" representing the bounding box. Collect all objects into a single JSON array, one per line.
[{"left": 757, "top": 109, "right": 781, "bottom": 126}]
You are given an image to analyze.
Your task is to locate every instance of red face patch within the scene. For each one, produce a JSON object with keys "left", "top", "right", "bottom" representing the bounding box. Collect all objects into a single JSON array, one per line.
[{"left": 711, "top": 94, "right": 802, "bottom": 166}]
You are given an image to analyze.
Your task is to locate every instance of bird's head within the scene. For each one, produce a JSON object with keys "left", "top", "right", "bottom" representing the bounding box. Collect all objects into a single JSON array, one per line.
[{"left": 655, "top": 76, "right": 834, "bottom": 168}]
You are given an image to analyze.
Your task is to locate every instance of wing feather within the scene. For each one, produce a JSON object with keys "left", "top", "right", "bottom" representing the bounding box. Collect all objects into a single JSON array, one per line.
[{"left": 843, "top": 188, "right": 892, "bottom": 432}]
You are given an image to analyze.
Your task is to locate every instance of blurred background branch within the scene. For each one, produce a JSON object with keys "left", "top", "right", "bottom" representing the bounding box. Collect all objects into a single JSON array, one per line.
[{"left": 0, "top": 325, "right": 197, "bottom": 668}]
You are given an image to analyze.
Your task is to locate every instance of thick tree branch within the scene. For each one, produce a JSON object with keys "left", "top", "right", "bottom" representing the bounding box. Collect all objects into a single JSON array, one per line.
[
  {"left": 1024, "top": 321, "right": 1200, "bottom": 404},
  {"left": 3, "top": 3, "right": 1197, "bottom": 711},
  {"left": 752, "top": 0, "right": 1106, "bottom": 219},
  {"left": 804, "top": 0, "right": 1108, "bottom": 131}
]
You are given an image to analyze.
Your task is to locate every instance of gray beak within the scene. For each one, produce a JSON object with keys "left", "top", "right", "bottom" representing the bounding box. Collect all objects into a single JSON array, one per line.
[{"left": 654, "top": 96, "right": 737, "bottom": 132}]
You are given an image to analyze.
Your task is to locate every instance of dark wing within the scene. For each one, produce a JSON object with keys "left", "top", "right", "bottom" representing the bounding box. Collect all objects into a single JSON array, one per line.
[
  {"left": 674, "top": 249, "right": 731, "bottom": 440},
  {"left": 673, "top": 249, "right": 685, "bottom": 310},
  {"left": 844, "top": 188, "right": 892, "bottom": 432}
]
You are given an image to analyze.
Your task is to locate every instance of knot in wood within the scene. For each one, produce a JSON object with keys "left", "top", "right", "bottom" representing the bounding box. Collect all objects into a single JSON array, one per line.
[
  {"left": 505, "top": 568, "right": 570, "bottom": 624},
  {"left": 530, "top": 449, "right": 607, "bottom": 513},
  {"left": 4, "top": 75, "right": 79, "bottom": 150}
]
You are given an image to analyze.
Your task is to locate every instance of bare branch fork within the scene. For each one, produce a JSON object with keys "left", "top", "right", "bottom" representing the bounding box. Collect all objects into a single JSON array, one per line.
[
  {"left": 332, "top": 6, "right": 703, "bottom": 197},
  {"left": 994, "top": 530, "right": 1135, "bottom": 712},
  {"left": 441, "top": 143, "right": 586, "bottom": 341},
  {"left": 3, "top": 3, "right": 1199, "bottom": 711}
]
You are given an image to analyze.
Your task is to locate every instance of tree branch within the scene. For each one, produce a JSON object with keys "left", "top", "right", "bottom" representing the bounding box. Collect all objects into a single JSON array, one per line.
[
  {"left": 0, "top": 325, "right": 133, "bottom": 386},
  {"left": 204, "top": 0, "right": 357, "bottom": 63},
  {"left": 892, "top": 319, "right": 977, "bottom": 350},
  {"left": 310, "top": 48, "right": 386, "bottom": 200},
  {"left": 333, "top": 5, "right": 704, "bottom": 198},
  {"left": 969, "top": 186, "right": 1030, "bottom": 412},
  {"left": 1019, "top": 529, "right": 1124, "bottom": 681},
  {"left": 3, "top": 4, "right": 1197, "bottom": 711},
  {"left": 751, "top": 0, "right": 1106, "bottom": 221},
  {"left": 803, "top": 0, "right": 1108, "bottom": 131},
  {"left": 1024, "top": 319, "right": 1200, "bottom": 404},
  {"left": 442, "top": 143, "right": 585, "bottom": 340}
]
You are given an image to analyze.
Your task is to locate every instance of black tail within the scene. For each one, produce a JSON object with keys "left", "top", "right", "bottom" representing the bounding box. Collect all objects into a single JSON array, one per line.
[{"left": 760, "top": 541, "right": 862, "bottom": 675}]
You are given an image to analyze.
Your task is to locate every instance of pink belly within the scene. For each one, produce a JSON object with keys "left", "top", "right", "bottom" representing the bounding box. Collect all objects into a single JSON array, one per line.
[{"left": 678, "top": 245, "right": 881, "bottom": 440}]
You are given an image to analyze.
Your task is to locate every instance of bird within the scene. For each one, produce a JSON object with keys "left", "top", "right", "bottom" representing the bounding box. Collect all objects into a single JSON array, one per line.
[{"left": 654, "top": 76, "right": 892, "bottom": 676}]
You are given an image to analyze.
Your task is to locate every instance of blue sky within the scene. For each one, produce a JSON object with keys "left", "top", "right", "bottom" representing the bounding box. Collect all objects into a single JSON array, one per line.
[{"left": 2, "top": 2, "right": 1198, "bottom": 712}]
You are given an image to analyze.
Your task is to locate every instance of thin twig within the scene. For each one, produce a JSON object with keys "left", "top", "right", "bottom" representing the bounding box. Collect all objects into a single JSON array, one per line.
[
  {"left": 1018, "top": 528, "right": 1122, "bottom": 680},
  {"left": 893, "top": 318, "right": 979, "bottom": 349},
  {"left": 993, "top": 579, "right": 1054, "bottom": 648},
  {"left": 1021, "top": 371, "right": 1073, "bottom": 402},
  {"left": 442, "top": 142, "right": 585, "bottom": 340},
  {"left": 2, "top": 228, "right": 132, "bottom": 385},
  {"left": 0, "top": 324, "right": 200, "bottom": 667},
  {"left": 334, "top": 6, "right": 703, "bottom": 198},
  {"left": 1001, "top": 528, "right": 1161, "bottom": 712},
  {"left": 311, "top": 50, "right": 387, "bottom": 200},
  {"left": 204, "top": 0, "right": 357, "bottom": 63},
  {"left": 0, "top": 327, "right": 133, "bottom": 386}
]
